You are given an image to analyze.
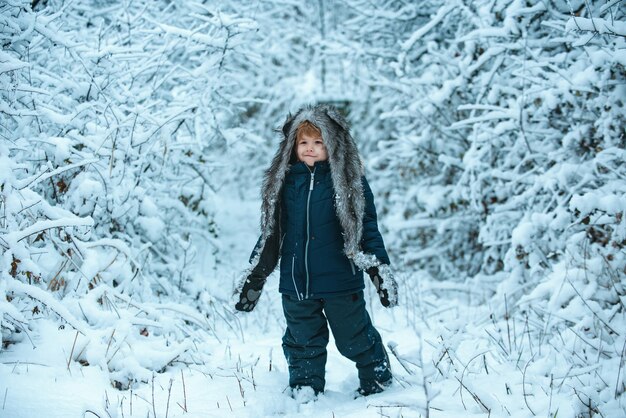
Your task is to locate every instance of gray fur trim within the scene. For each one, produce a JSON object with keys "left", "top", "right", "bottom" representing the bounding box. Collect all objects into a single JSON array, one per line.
[{"left": 256, "top": 104, "right": 367, "bottom": 269}]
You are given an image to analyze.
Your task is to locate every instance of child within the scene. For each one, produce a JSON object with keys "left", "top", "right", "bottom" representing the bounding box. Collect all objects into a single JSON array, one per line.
[{"left": 235, "top": 104, "right": 398, "bottom": 397}]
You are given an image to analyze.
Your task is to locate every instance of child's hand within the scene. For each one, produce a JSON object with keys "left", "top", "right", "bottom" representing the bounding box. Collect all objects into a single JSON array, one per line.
[
  {"left": 366, "top": 265, "right": 398, "bottom": 307},
  {"left": 235, "top": 276, "right": 266, "bottom": 312}
]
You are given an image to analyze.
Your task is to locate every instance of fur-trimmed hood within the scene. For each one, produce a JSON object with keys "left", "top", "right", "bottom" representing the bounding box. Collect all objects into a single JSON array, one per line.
[{"left": 258, "top": 104, "right": 367, "bottom": 262}]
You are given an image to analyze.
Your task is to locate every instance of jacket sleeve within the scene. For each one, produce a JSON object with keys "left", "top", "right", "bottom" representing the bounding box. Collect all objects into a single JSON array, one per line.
[
  {"left": 248, "top": 231, "right": 280, "bottom": 279},
  {"left": 361, "top": 176, "right": 391, "bottom": 265}
]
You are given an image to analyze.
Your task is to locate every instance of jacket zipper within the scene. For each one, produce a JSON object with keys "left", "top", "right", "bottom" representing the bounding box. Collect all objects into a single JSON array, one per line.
[
  {"left": 349, "top": 259, "right": 356, "bottom": 275},
  {"left": 304, "top": 167, "right": 316, "bottom": 299}
]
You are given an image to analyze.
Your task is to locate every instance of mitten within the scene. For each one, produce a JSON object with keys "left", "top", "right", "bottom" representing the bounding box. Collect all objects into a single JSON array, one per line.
[
  {"left": 366, "top": 265, "right": 398, "bottom": 307},
  {"left": 235, "top": 276, "right": 266, "bottom": 312}
]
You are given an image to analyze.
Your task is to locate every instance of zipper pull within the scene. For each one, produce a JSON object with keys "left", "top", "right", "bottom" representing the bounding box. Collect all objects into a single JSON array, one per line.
[{"left": 309, "top": 172, "right": 315, "bottom": 191}]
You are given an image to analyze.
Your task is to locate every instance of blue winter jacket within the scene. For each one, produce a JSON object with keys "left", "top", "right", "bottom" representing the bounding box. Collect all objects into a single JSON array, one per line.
[{"left": 273, "top": 160, "right": 389, "bottom": 299}]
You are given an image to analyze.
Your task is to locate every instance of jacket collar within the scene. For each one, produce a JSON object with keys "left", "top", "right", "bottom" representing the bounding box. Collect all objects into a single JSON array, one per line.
[{"left": 289, "top": 160, "right": 330, "bottom": 175}]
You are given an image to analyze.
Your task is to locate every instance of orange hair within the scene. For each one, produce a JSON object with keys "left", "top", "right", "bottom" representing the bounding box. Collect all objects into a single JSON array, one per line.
[{"left": 296, "top": 121, "right": 322, "bottom": 141}]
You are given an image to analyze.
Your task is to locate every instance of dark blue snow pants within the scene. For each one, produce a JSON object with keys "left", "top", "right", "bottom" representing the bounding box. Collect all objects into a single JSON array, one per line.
[{"left": 281, "top": 291, "right": 392, "bottom": 394}]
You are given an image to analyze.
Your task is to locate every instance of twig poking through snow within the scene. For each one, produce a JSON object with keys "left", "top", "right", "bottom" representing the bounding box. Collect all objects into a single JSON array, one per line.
[
  {"left": 458, "top": 351, "right": 491, "bottom": 413},
  {"left": 177, "top": 369, "right": 188, "bottom": 412},
  {"left": 165, "top": 378, "right": 173, "bottom": 418},
  {"left": 454, "top": 375, "right": 491, "bottom": 414},
  {"left": 387, "top": 342, "right": 415, "bottom": 375},
  {"left": 151, "top": 373, "right": 157, "bottom": 418},
  {"left": 616, "top": 338, "right": 626, "bottom": 399},
  {"left": 565, "top": 277, "right": 620, "bottom": 336},
  {"left": 67, "top": 331, "right": 79, "bottom": 371},
  {"left": 522, "top": 354, "right": 536, "bottom": 415}
]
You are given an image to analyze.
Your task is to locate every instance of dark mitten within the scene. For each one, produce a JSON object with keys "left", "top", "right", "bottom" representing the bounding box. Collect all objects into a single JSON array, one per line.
[
  {"left": 235, "top": 276, "right": 266, "bottom": 312},
  {"left": 366, "top": 265, "right": 398, "bottom": 307}
]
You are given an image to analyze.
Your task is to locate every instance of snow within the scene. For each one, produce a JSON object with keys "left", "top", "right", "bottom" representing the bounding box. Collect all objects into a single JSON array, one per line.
[
  {"left": 6, "top": 281, "right": 89, "bottom": 334},
  {"left": 1, "top": 217, "right": 94, "bottom": 245},
  {"left": 566, "top": 16, "right": 626, "bottom": 36},
  {"left": 2, "top": 1, "right": 625, "bottom": 417},
  {"left": 3, "top": 190, "right": 621, "bottom": 417},
  {"left": 571, "top": 192, "right": 626, "bottom": 216},
  {"left": 400, "top": 5, "right": 454, "bottom": 52},
  {"left": 135, "top": 216, "right": 166, "bottom": 242}
]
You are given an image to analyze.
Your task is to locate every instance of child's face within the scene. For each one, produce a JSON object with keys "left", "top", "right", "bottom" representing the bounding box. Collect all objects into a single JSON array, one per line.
[{"left": 296, "top": 133, "right": 328, "bottom": 167}]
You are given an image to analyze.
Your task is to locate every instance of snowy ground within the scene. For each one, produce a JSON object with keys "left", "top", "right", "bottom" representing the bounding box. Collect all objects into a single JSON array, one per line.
[{"left": 1, "top": 187, "right": 623, "bottom": 418}]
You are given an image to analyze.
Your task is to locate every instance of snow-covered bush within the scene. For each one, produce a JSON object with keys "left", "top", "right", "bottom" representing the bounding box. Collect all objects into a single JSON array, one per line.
[
  {"left": 343, "top": 1, "right": 625, "bottom": 414},
  {"left": 0, "top": 0, "right": 265, "bottom": 387}
]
